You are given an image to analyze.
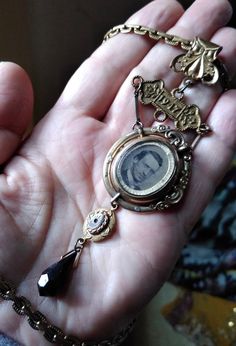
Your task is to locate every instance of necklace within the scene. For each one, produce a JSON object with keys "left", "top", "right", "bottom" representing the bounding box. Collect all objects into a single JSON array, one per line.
[{"left": 37, "top": 24, "right": 228, "bottom": 297}]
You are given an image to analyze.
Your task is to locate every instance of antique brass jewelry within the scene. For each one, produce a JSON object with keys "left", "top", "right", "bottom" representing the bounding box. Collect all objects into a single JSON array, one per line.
[
  {"left": 103, "top": 126, "right": 191, "bottom": 212},
  {"left": 102, "top": 24, "right": 227, "bottom": 212},
  {"left": 170, "top": 37, "right": 222, "bottom": 85},
  {"left": 134, "top": 75, "right": 210, "bottom": 134},
  {"left": 104, "top": 24, "right": 229, "bottom": 89},
  {"left": 38, "top": 206, "right": 117, "bottom": 296},
  {"left": 103, "top": 24, "right": 192, "bottom": 48},
  {"left": 83, "top": 208, "right": 116, "bottom": 242},
  {"left": 37, "top": 23, "right": 225, "bottom": 298}
]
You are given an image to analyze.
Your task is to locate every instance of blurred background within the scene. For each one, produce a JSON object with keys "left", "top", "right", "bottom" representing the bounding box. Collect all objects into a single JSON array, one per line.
[{"left": 0, "top": 0, "right": 234, "bottom": 121}]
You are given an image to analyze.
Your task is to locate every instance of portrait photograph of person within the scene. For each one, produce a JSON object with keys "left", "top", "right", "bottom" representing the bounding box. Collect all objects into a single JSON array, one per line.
[{"left": 116, "top": 141, "right": 176, "bottom": 195}]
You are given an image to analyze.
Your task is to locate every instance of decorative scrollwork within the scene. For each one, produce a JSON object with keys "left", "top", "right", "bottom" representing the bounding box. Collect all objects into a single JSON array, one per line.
[
  {"left": 164, "top": 130, "right": 186, "bottom": 149},
  {"left": 171, "top": 37, "right": 222, "bottom": 85},
  {"left": 103, "top": 128, "right": 192, "bottom": 212},
  {"left": 154, "top": 167, "right": 191, "bottom": 211},
  {"left": 155, "top": 186, "right": 184, "bottom": 211},
  {"left": 152, "top": 124, "right": 170, "bottom": 133},
  {"left": 138, "top": 78, "right": 208, "bottom": 133},
  {"left": 153, "top": 126, "right": 191, "bottom": 153}
]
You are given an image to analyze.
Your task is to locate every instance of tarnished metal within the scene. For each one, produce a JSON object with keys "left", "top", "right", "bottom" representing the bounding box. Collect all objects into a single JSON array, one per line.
[
  {"left": 171, "top": 37, "right": 222, "bottom": 85},
  {"left": 136, "top": 76, "right": 210, "bottom": 134},
  {"left": 83, "top": 208, "right": 116, "bottom": 242},
  {"left": 0, "top": 275, "right": 135, "bottom": 345}
]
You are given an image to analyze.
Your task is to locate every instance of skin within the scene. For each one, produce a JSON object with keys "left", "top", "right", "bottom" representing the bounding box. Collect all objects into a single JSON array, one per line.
[{"left": 0, "top": 0, "right": 236, "bottom": 344}]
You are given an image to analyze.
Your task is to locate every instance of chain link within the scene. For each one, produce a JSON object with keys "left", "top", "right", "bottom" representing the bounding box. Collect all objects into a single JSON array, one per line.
[
  {"left": 0, "top": 276, "right": 135, "bottom": 346},
  {"left": 0, "top": 278, "right": 16, "bottom": 300},
  {"left": 103, "top": 24, "right": 192, "bottom": 50}
]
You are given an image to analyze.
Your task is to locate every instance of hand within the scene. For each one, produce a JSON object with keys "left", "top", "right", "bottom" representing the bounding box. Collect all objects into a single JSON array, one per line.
[{"left": 0, "top": 0, "right": 235, "bottom": 344}]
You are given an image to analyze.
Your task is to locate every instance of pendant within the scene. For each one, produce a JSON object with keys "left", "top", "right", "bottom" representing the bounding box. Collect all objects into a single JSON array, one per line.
[
  {"left": 37, "top": 208, "right": 116, "bottom": 296},
  {"left": 38, "top": 251, "right": 77, "bottom": 296},
  {"left": 103, "top": 125, "right": 192, "bottom": 212},
  {"left": 35, "top": 27, "right": 220, "bottom": 301},
  {"left": 37, "top": 74, "right": 204, "bottom": 297}
]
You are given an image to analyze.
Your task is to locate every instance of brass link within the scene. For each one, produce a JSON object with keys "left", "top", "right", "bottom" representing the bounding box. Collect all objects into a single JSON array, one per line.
[
  {"left": 164, "top": 37, "right": 179, "bottom": 47},
  {"left": 166, "top": 34, "right": 191, "bottom": 48},
  {"left": 148, "top": 32, "right": 162, "bottom": 41},
  {"left": 63, "top": 335, "right": 82, "bottom": 346},
  {"left": 133, "top": 26, "right": 148, "bottom": 35},
  {"left": 27, "top": 310, "right": 48, "bottom": 331},
  {"left": 44, "top": 325, "right": 64, "bottom": 343},
  {"left": 12, "top": 296, "right": 31, "bottom": 316},
  {"left": 180, "top": 41, "right": 193, "bottom": 50}
]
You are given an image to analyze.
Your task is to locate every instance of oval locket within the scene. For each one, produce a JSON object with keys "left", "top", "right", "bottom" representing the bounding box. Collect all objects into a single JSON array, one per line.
[{"left": 103, "top": 126, "right": 192, "bottom": 212}]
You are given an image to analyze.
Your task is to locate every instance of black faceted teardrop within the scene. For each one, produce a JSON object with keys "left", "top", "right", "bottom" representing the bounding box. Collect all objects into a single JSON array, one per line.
[{"left": 37, "top": 251, "right": 77, "bottom": 297}]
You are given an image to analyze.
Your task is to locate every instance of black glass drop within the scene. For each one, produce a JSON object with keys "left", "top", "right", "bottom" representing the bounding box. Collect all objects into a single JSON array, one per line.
[{"left": 37, "top": 251, "right": 77, "bottom": 297}]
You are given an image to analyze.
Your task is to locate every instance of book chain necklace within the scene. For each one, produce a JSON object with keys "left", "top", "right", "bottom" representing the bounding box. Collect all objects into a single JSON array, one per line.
[{"left": 38, "top": 24, "right": 228, "bottom": 296}]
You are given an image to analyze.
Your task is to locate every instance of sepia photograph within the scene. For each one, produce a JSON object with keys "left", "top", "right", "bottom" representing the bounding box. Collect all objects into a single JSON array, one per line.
[{"left": 116, "top": 141, "right": 175, "bottom": 195}]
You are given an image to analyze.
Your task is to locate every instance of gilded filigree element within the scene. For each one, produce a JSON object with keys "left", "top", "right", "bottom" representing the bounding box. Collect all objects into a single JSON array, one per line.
[
  {"left": 139, "top": 79, "right": 208, "bottom": 133},
  {"left": 170, "top": 37, "right": 222, "bottom": 85},
  {"left": 83, "top": 208, "right": 116, "bottom": 242},
  {"left": 153, "top": 129, "right": 191, "bottom": 211},
  {"left": 155, "top": 170, "right": 190, "bottom": 211}
]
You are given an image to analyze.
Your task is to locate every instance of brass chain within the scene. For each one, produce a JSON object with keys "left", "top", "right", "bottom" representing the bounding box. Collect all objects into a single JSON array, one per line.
[
  {"left": 0, "top": 276, "right": 135, "bottom": 346},
  {"left": 103, "top": 24, "right": 229, "bottom": 90},
  {"left": 103, "top": 24, "right": 192, "bottom": 50}
]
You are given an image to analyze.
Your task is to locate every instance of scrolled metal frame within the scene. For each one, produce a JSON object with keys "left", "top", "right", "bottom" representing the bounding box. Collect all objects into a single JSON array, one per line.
[{"left": 103, "top": 126, "right": 192, "bottom": 212}]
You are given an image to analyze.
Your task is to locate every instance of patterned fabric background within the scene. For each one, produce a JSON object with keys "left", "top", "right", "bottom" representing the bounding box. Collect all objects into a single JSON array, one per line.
[{"left": 171, "top": 158, "right": 236, "bottom": 300}]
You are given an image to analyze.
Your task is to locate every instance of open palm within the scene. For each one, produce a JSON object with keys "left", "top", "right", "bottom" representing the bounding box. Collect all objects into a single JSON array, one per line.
[{"left": 0, "top": 0, "right": 236, "bottom": 345}]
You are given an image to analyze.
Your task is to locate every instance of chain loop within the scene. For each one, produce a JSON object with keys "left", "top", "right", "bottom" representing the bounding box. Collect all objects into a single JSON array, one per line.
[
  {"left": 44, "top": 325, "right": 64, "bottom": 343},
  {"left": 63, "top": 335, "right": 82, "bottom": 346},
  {"left": 110, "top": 193, "right": 120, "bottom": 210},
  {"left": 12, "top": 296, "right": 31, "bottom": 316},
  {"left": 172, "top": 78, "right": 195, "bottom": 100}
]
